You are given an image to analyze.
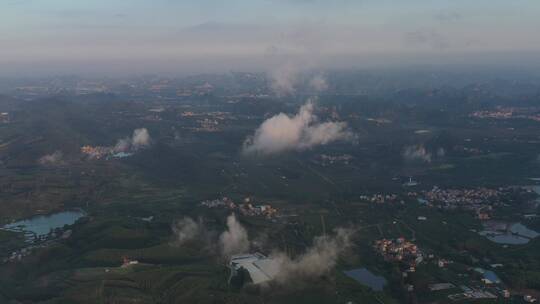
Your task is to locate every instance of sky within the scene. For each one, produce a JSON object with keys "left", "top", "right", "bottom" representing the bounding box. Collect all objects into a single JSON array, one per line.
[{"left": 1, "top": 0, "right": 540, "bottom": 76}]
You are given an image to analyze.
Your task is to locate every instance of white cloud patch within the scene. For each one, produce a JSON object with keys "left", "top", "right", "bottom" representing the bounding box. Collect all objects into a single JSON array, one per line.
[
  {"left": 113, "top": 128, "right": 151, "bottom": 153},
  {"left": 269, "top": 63, "right": 300, "bottom": 96},
  {"left": 243, "top": 101, "right": 354, "bottom": 155},
  {"left": 132, "top": 128, "right": 151, "bottom": 149},
  {"left": 213, "top": 214, "right": 355, "bottom": 284},
  {"left": 309, "top": 74, "right": 329, "bottom": 92},
  {"left": 403, "top": 144, "right": 432, "bottom": 163},
  {"left": 168, "top": 214, "right": 355, "bottom": 285},
  {"left": 171, "top": 217, "right": 206, "bottom": 246},
  {"left": 38, "top": 150, "right": 64, "bottom": 165},
  {"left": 269, "top": 227, "right": 355, "bottom": 283}
]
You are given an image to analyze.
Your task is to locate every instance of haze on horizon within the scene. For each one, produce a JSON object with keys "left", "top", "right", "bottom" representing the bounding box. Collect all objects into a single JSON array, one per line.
[{"left": 2, "top": 0, "right": 540, "bottom": 76}]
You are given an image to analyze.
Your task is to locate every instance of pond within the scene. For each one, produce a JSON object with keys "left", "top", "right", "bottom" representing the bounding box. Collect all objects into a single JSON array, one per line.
[
  {"left": 478, "top": 231, "right": 530, "bottom": 245},
  {"left": 483, "top": 270, "right": 501, "bottom": 284},
  {"left": 510, "top": 223, "right": 539, "bottom": 238},
  {"left": 479, "top": 221, "right": 539, "bottom": 245},
  {"left": 2, "top": 210, "right": 85, "bottom": 240},
  {"left": 344, "top": 268, "right": 387, "bottom": 291},
  {"left": 475, "top": 268, "right": 502, "bottom": 284}
]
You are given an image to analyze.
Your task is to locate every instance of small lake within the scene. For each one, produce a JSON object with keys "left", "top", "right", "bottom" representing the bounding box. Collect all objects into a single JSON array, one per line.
[
  {"left": 344, "top": 268, "right": 387, "bottom": 291},
  {"left": 511, "top": 223, "right": 540, "bottom": 238},
  {"left": 478, "top": 232, "right": 530, "bottom": 245},
  {"left": 483, "top": 270, "right": 501, "bottom": 283},
  {"left": 2, "top": 210, "right": 85, "bottom": 240},
  {"left": 475, "top": 268, "right": 502, "bottom": 284},
  {"left": 479, "top": 221, "right": 539, "bottom": 245}
]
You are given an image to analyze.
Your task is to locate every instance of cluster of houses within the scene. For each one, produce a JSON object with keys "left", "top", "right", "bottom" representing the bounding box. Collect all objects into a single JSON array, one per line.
[
  {"left": 470, "top": 108, "right": 514, "bottom": 119},
  {"left": 411, "top": 186, "right": 509, "bottom": 220},
  {"left": 80, "top": 145, "right": 134, "bottom": 160},
  {"left": 200, "top": 197, "right": 278, "bottom": 218},
  {"left": 2, "top": 229, "right": 72, "bottom": 264},
  {"left": 470, "top": 107, "right": 540, "bottom": 122},
  {"left": 412, "top": 186, "right": 537, "bottom": 221},
  {"left": 420, "top": 186, "right": 502, "bottom": 208},
  {"left": 181, "top": 111, "right": 232, "bottom": 132},
  {"left": 81, "top": 145, "right": 113, "bottom": 159},
  {"left": 3, "top": 246, "right": 37, "bottom": 263},
  {"left": 374, "top": 237, "right": 423, "bottom": 272},
  {"left": 314, "top": 154, "right": 353, "bottom": 166},
  {"left": 360, "top": 193, "right": 402, "bottom": 204}
]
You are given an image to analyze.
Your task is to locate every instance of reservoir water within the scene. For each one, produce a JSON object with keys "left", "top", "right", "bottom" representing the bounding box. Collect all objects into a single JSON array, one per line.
[
  {"left": 344, "top": 268, "right": 387, "bottom": 291},
  {"left": 479, "top": 221, "right": 539, "bottom": 245},
  {"left": 2, "top": 210, "right": 85, "bottom": 240}
]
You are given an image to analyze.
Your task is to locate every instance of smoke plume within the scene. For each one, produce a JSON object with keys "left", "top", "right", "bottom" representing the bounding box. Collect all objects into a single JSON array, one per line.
[
  {"left": 269, "top": 63, "right": 300, "bottom": 96},
  {"left": 309, "top": 74, "right": 329, "bottom": 92},
  {"left": 268, "top": 67, "right": 329, "bottom": 96},
  {"left": 114, "top": 128, "right": 151, "bottom": 153},
  {"left": 216, "top": 215, "right": 354, "bottom": 284},
  {"left": 269, "top": 228, "right": 354, "bottom": 283},
  {"left": 38, "top": 151, "right": 64, "bottom": 165},
  {"left": 114, "top": 138, "right": 131, "bottom": 153},
  {"left": 171, "top": 217, "right": 206, "bottom": 246},
  {"left": 403, "top": 144, "right": 432, "bottom": 163},
  {"left": 243, "top": 101, "right": 354, "bottom": 155},
  {"left": 132, "top": 128, "right": 151, "bottom": 149},
  {"left": 219, "top": 214, "right": 250, "bottom": 257}
]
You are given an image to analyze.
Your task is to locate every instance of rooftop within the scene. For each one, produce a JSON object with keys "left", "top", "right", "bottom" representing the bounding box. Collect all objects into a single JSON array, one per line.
[{"left": 230, "top": 253, "right": 279, "bottom": 285}]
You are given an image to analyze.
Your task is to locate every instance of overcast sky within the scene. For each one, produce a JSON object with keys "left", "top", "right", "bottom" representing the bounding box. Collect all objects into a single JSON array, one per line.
[{"left": 1, "top": 0, "right": 540, "bottom": 76}]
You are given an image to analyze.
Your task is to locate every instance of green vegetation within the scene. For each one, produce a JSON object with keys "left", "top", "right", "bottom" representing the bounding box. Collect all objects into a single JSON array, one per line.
[{"left": 1, "top": 89, "right": 539, "bottom": 303}]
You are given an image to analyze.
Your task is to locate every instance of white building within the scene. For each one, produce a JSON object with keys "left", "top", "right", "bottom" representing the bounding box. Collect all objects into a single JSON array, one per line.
[{"left": 229, "top": 253, "right": 279, "bottom": 285}]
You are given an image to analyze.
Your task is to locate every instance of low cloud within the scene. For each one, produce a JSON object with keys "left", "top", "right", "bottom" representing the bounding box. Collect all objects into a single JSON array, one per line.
[
  {"left": 219, "top": 214, "right": 250, "bottom": 257},
  {"left": 309, "top": 74, "right": 329, "bottom": 92},
  {"left": 171, "top": 217, "right": 207, "bottom": 246},
  {"left": 243, "top": 101, "right": 354, "bottom": 155},
  {"left": 269, "top": 63, "right": 300, "bottom": 96},
  {"left": 170, "top": 214, "right": 252, "bottom": 257},
  {"left": 132, "top": 128, "right": 151, "bottom": 149},
  {"left": 185, "top": 213, "right": 355, "bottom": 284},
  {"left": 403, "top": 144, "right": 432, "bottom": 163},
  {"left": 38, "top": 150, "right": 64, "bottom": 165},
  {"left": 268, "top": 66, "right": 330, "bottom": 95},
  {"left": 270, "top": 227, "right": 355, "bottom": 284}
]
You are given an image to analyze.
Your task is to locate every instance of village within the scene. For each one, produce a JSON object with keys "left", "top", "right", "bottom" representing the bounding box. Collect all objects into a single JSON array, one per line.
[
  {"left": 200, "top": 197, "right": 278, "bottom": 218},
  {"left": 407, "top": 186, "right": 538, "bottom": 220}
]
